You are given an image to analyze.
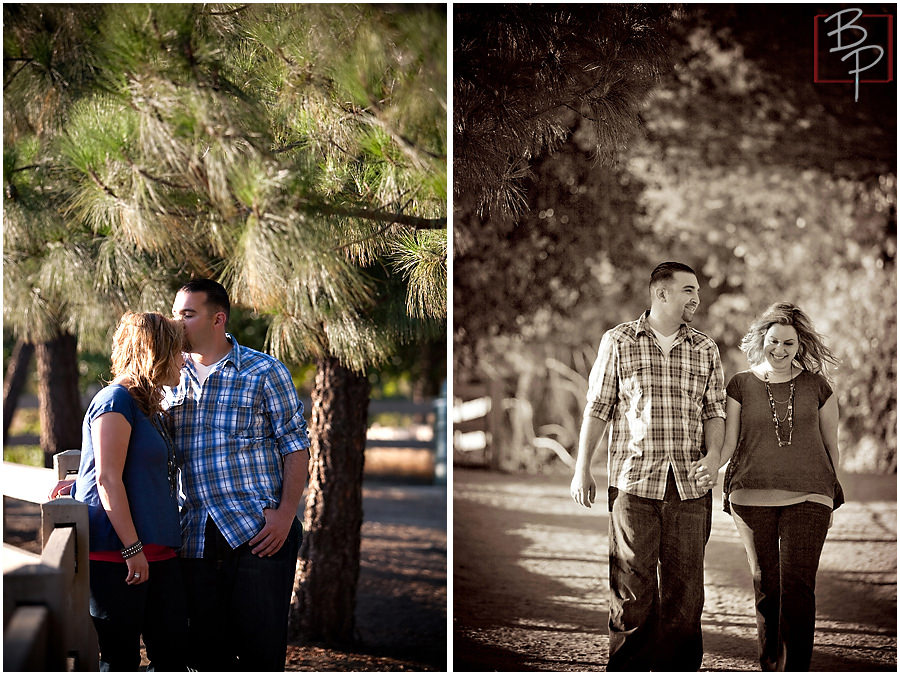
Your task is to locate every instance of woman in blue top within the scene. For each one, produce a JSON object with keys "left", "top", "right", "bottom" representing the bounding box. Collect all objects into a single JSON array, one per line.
[{"left": 72, "top": 312, "right": 188, "bottom": 671}]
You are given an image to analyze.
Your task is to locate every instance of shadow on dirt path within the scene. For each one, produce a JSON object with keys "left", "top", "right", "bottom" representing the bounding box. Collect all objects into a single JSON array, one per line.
[
  {"left": 453, "top": 467, "right": 896, "bottom": 672},
  {"left": 350, "top": 480, "right": 447, "bottom": 669}
]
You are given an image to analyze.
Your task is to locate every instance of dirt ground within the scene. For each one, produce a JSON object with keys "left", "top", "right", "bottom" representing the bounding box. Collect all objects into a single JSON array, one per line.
[
  {"left": 453, "top": 467, "right": 897, "bottom": 672},
  {"left": 292, "top": 479, "right": 448, "bottom": 671},
  {"left": 3, "top": 478, "right": 447, "bottom": 672}
]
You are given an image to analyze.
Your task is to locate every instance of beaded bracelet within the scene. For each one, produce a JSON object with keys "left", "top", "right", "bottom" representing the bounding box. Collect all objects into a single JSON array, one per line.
[{"left": 121, "top": 540, "right": 144, "bottom": 560}]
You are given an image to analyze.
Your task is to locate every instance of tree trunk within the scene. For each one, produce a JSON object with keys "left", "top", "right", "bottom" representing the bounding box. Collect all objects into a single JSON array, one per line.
[
  {"left": 411, "top": 337, "right": 446, "bottom": 422},
  {"left": 412, "top": 337, "right": 445, "bottom": 402},
  {"left": 36, "top": 332, "right": 82, "bottom": 468},
  {"left": 290, "top": 356, "right": 370, "bottom": 644},
  {"left": 3, "top": 340, "right": 35, "bottom": 445}
]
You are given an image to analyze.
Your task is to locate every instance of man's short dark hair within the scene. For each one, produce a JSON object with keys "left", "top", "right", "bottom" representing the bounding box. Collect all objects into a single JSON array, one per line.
[
  {"left": 179, "top": 279, "right": 231, "bottom": 321},
  {"left": 650, "top": 262, "right": 697, "bottom": 291}
]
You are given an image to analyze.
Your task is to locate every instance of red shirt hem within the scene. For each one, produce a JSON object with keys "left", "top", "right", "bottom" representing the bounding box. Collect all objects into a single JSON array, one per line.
[{"left": 90, "top": 543, "right": 177, "bottom": 562}]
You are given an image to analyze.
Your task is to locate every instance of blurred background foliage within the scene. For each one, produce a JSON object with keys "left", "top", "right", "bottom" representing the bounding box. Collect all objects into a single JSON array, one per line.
[{"left": 454, "top": 4, "right": 896, "bottom": 473}]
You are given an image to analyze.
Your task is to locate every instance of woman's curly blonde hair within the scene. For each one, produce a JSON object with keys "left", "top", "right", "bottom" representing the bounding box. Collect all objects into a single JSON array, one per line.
[
  {"left": 739, "top": 302, "right": 840, "bottom": 382},
  {"left": 110, "top": 312, "right": 184, "bottom": 417}
]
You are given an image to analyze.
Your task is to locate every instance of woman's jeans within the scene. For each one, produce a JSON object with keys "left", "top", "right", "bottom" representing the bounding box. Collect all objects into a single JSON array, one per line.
[
  {"left": 731, "top": 501, "right": 831, "bottom": 671},
  {"left": 89, "top": 557, "right": 188, "bottom": 671},
  {"left": 180, "top": 516, "right": 302, "bottom": 671},
  {"left": 607, "top": 469, "right": 712, "bottom": 671}
]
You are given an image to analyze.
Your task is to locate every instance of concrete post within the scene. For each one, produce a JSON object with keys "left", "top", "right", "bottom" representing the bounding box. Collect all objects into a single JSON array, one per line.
[
  {"left": 53, "top": 449, "right": 82, "bottom": 480},
  {"left": 42, "top": 491, "right": 98, "bottom": 670}
]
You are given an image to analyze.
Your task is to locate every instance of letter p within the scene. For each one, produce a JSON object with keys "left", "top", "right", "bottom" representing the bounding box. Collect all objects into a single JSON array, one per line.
[{"left": 842, "top": 45, "right": 885, "bottom": 101}]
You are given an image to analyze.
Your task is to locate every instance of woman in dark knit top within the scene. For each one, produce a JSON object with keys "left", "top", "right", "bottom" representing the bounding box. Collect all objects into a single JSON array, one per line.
[{"left": 707, "top": 302, "right": 840, "bottom": 671}]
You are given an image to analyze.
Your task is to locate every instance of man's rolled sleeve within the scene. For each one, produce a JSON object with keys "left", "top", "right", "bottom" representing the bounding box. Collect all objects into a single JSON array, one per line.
[
  {"left": 586, "top": 331, "right": 618, "bottom": 421},
  {"left": 264, "top": 362, "right": 311, "bottom": 456},
  {"left": 701, "top": 347, "right": 727, "bottom": 421}
]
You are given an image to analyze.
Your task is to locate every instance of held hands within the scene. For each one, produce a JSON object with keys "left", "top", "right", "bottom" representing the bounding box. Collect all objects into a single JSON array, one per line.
[
  {"left": 688, "top": 456, "right": 718, "bottom": 493},
  {"left": 570, "top": 469, "right": 596, "bottom": 508},
  {"left": 249, "top": 506, "right": 294, "bottom": 557},
  {"left": 125, "top": 551, "right": 149, "bottom": 585}
]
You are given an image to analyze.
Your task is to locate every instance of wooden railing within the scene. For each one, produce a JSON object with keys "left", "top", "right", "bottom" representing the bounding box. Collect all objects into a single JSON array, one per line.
[
  {"left": 453, "top": 380, "right": 503, "bottom": 469},
  {"left": 3, "top": 450, "right": 97, "bottom": 671}
]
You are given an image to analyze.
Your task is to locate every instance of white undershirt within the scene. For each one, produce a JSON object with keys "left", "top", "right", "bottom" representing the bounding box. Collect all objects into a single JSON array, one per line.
[
  {"left": 650, "top": 326, "right": 678, "bottom": 359},
  {"left": 192, "top": 354, "right": 227, "bottom": 387},
  {"left": 650, "top": 327, "right": 681, "bottom": 476}
]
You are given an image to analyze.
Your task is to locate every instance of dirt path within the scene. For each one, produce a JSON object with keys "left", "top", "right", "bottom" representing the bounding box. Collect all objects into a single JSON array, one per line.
[{"left": 453, "top": 468, "right": 896, "bottom": 671}]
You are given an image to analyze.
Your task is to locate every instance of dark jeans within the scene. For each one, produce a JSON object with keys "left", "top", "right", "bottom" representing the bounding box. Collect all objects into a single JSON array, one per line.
[
  {"left": 89, "top": 557, "right": 188, "bottom": 671},
  {"left": 607, "top": 469, "right": 712, "bottom": 671},
  {"left": 180, "top": 516, "right": 302, "bottom": 671},
  {"left": 731, "top": 501, "right": 831, "bottom": 671}
]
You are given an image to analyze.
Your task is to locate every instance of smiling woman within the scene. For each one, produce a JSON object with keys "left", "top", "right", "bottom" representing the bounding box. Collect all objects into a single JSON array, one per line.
[
  {"left": 714, "top": 302, "right": 844, "bottom": 670},
  {"left": 762, "top": 324, "right": 800, "bottom": 375}
]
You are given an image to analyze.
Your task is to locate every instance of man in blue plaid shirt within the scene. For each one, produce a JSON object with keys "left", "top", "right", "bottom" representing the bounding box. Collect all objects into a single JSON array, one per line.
[
  {"left": 570, "top": 262, "right": 726, "bottom": 671},
  {"left": 166, "top": 279, "right": 310, "bottom": 671}
]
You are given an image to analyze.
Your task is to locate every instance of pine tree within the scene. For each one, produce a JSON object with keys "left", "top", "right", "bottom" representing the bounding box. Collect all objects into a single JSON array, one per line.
[
  {"left": 453, "top": 4, "right": 674, "bottom": 375},
  {"left": 4, "top": 3, "right": 446, "bottom": 644},
  {"left": 3, "top": 4, "right": 142, "bottom": 466}
]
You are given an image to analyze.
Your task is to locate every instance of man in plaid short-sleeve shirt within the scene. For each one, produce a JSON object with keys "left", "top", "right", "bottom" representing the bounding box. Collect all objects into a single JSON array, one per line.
[{"left": 571, "top": 262, "right": 726, "bottom": 671}]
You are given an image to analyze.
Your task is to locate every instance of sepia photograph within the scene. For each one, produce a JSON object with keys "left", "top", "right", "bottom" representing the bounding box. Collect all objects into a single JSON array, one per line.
[{"left": 453, "top": 3, "right": 896, "bottom": 672}]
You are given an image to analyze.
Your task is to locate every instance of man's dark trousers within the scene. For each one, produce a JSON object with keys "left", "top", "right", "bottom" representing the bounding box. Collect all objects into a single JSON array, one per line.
[
  {"left": 181, "top": 516, "right": 302, "bottom": 671},
  {"left": 607, "top": 468, "right": 712, "bottom": 671}
]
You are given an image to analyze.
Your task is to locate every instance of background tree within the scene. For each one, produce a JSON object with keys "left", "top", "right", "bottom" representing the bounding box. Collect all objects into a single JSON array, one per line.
[
  {"left": 454, "top": 4, "right": 895, "bottom": 473},
  {"left": 3, "top": 5, "right": 118, "bottom": 466},
  {"left": 4, "top": 2, "right": 446, "bottom": 644}
]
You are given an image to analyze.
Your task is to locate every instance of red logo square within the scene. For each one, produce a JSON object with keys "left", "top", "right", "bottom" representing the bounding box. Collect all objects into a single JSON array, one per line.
[{"left": 814, "top": 11, "right": 894, "bottom": 84}]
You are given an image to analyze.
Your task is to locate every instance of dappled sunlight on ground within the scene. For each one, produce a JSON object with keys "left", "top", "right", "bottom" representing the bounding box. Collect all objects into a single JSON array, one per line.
[{"left": 454, "top": 468, "right": 896, "bottom": 672}]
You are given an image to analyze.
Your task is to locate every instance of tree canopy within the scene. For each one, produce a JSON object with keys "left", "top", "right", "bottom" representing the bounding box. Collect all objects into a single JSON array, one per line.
[
  {"left": 4, "top": 3, "right": 446, "bottom": 368},
  {"left": 454, "top": 4, "right": 672, "bottom": 223}
]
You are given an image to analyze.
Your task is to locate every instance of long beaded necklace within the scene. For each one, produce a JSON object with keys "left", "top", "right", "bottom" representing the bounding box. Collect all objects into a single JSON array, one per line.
[{"left": 764, "top": 368, "right": 794, "bottom": 447}]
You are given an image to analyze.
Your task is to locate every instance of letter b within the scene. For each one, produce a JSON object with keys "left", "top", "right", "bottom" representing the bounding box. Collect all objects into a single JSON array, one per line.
[{"left": 825, "top": 8, "right": 867, "bottom": 52}]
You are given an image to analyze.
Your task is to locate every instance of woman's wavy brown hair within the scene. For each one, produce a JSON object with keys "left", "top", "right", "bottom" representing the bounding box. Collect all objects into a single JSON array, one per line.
[
  {"left": 110, "top": 312, "right": 184, "bottom": 417},
  {"left": 739, "top": 302, "right": 840, "bottom": 381}
]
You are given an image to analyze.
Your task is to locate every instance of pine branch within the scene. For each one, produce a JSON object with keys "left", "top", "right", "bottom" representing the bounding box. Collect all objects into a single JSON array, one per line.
[
  {"left": 273, "top": 141, "right": 306, "bottom": 154},
  {"left": 345, "top": 104, "right": 440, "bottom": 171},
  {"left": 3, "top": 58, "right": 33, "bottom": 91},
  {"left": 10, "top": 163, "right": 59, "bottom": 174},
  {"left": 334, "top": 221, "right": 397, "bottom": 252},
  {"left": 87, "top": 168, "right": 120, "bottom": 201},
  {"left": 299, "top": 199, "right": 445, "bottom": 230},
  {"left": 121, "top": 150, "right": 191, "bottom": 190}
]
